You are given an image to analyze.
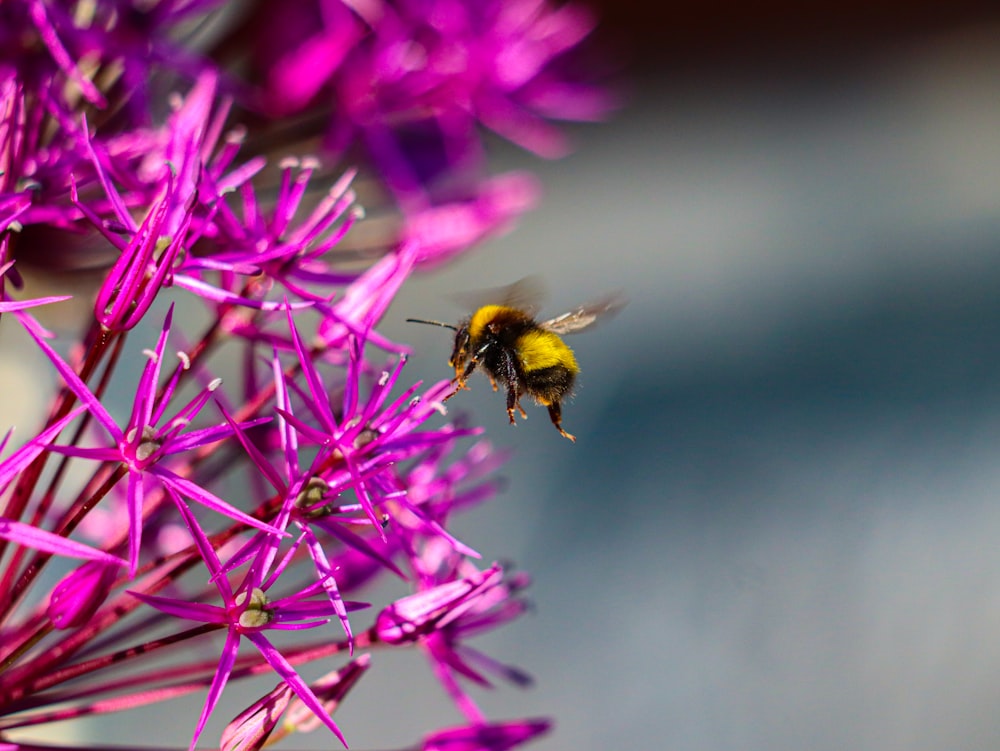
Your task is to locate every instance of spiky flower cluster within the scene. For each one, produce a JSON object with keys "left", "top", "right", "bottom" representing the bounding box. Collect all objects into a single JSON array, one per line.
[{"left": 0, "top": 2, "right": 609, "bottom": 750}]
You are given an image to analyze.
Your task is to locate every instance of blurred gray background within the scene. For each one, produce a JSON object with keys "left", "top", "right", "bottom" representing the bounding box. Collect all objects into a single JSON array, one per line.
[
  {"left": 381, "top": 7, "right": 1000, "bottom": 751},
  {"left": 6, "top": 3, "right": 1000, "bottom": 750}
]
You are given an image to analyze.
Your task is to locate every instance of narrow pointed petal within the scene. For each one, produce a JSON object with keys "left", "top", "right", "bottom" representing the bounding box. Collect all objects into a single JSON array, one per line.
[
  {"left": 125, "top": 471, "right": 144, "bottom": 577},
  {"left": 0, "top": 294, "right": 72, "bottom": 312},
  {"left": 189, "top": 630, "right": 242, "bottom": 751},
  {"left": 246, "top": 632, "right": 347, "bottom": 748},
  {"left": 0, "top": 519, "right": 126, "bottom": 567},
  {"left": 128, "top": 590, "right": 227, "bottom": 623}
]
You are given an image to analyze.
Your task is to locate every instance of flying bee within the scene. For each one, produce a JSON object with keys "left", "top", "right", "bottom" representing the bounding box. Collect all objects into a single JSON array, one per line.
[{"left": 407, "top": 278, "right": 625, "bottom": 442}]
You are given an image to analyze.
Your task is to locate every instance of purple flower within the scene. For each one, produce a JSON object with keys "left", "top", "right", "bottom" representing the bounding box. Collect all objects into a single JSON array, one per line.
[
  {"left": 181, "top": 160, "right": 362, "bottom": 306},
  {"left": 81, "top": 171, "right": 191, "bottom": 331},
  {"left": 246, "top": 0, "right": 611, "bottom": 256},
  {"left": 0, "top": 1, "right": 609, "bottom": 747},
  {"left": 72, "top": 73, "right": 243, "bottom": 325},
  {"left": 0, "top": 0, "right": 107, "bottom": 112},
  {"left": 0, "top": 0, "right": 225, "bottom": 123},
  {"left": 255, "top": 0, "right": 611, "bottom": 164},
  {"left": 217, "top": 299, "right": 483, "bottom": 648},
  {"left": 129, "top": 491, "right": 355, "bottom": 750},
  {"left": 421, "top": 718, "right": 552, "bottom": 751},
  {"left": 22, "top": 305, "right": 279, "bottom": 574},
  {"left": 375, "top": 562, "right": 533, "bottom": 722}
]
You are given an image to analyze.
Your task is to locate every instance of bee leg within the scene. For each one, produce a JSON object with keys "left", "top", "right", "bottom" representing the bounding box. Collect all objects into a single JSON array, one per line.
[
  {"left": 496, "top": 349, "right": 525, "bottom": 423},
  {"left": 509, "top": 403, "right": 528, "bottom": 421},
  {"left": 505, "top": 384, "right": 528, "bottom": 425},
  {"left": 546, "top": 401, "right": 576, "bottom": 442},
  {"left": 488, "top": 373, "right": 499, "bottom": 392},
  {"left": 445, "top": 360, "right": 477, "bottom": 401}
]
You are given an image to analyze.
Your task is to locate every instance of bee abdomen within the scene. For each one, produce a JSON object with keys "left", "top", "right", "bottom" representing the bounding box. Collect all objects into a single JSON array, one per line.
[
  {"left": 515, "top": 329, "right": 579, "bottom": 373},
  {"left": 523, "top": 364, "right": 576, "bottom": 406}
]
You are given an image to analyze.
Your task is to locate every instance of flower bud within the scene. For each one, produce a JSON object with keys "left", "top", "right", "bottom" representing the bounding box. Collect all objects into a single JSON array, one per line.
[
  {"left": 421, "top": 719, "right": 551, "bottom": 751},
  {"left": 220, "top": 682, "right": 293, "bottom": 751},
  {"left": 48, "top": 561, "right": 118, "bottom": 629},
  {"left": 375, "top": 565, "right": 502, "bottom": 645}
]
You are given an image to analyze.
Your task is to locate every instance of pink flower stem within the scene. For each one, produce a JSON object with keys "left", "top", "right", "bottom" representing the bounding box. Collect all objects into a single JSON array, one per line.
[{"left": 11, "top": 623, "right": 222, "bottom": 708}]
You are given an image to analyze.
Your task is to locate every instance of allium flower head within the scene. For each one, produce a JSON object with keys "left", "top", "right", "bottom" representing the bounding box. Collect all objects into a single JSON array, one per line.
[{"left": 0, "top": 2, "right": 609, "bottom": 749}]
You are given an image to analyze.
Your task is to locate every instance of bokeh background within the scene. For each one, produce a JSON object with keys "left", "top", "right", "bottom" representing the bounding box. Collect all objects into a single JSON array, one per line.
[
  {"left": 386, "top": 3, "right": 1000, "bottom": 750},
  {"left": 5, "top": 2, "right": 1000, "bottom": 750}
]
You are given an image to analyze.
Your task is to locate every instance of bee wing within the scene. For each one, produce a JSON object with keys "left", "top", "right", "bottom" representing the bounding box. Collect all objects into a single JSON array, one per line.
[
  {"left": 451, "top": 276, "right": 548, "bottom": 317},
  {"left": 541, "top": 292, "right": 627, "bottom": 335}
]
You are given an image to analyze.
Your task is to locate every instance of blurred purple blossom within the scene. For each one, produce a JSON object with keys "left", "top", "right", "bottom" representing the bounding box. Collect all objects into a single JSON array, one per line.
[
  {"left": 250, "top": 0, "right": 611, "bottom": 245},
  {"left": 421, "top": 718, "right": 552, "bottom": 751}
]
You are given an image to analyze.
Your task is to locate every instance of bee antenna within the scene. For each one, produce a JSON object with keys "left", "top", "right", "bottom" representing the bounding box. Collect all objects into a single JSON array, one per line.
[{"left": 406, "top": 318, "right": 458, "bottom": 331}]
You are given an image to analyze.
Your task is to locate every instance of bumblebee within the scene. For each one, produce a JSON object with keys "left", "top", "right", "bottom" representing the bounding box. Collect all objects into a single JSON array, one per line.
[{"left": 408, "top": 279, "right": 625, "bottom": 442}]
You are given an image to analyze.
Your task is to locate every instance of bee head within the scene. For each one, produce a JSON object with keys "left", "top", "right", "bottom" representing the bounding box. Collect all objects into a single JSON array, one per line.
[{"left": 448, "top": 322, "right": 472, "bottom": 369}]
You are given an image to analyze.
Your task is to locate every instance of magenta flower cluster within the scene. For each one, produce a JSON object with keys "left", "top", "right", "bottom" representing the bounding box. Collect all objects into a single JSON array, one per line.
[{"left": 0, "top": 2, "right": 609, "bottom": 750}]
